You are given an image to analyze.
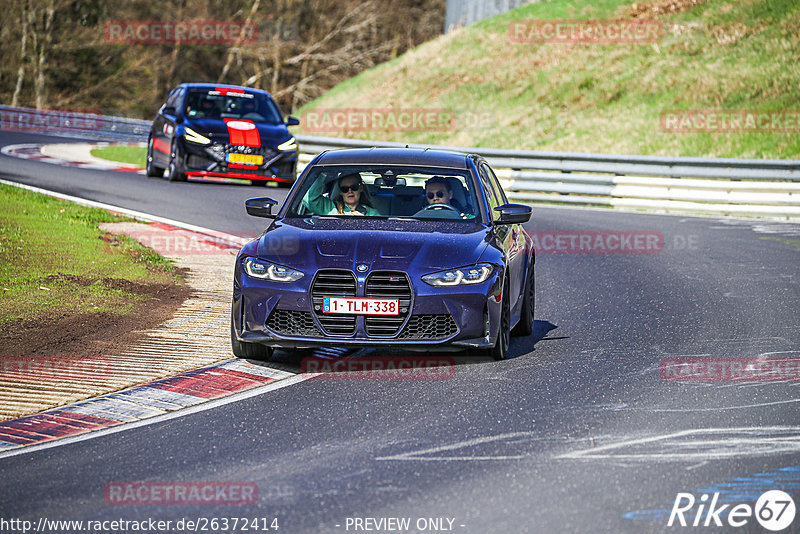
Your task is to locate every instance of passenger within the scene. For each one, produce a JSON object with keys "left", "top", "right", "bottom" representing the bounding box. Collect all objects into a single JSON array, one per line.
[
  {"left": 424, "top": 176, "right": 474, "bottom": 219},
  {"left": 303, "top": 172, "right": 381, "bottom": 216}
]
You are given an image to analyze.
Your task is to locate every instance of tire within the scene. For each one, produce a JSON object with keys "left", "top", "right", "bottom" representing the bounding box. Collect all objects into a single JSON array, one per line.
[
  {"left": 145, "top": 137, "right": 165, "bottom": 178},
  {"left": 230, "top": 321, "right": 273, "bottom": 360},
  {"left": 166, "top": 139, "right": 187, "bottom": 182},
  {"left": 487, "top": 281, "right": 511, "bottom": 361},
  {"left": 276, "top": 161, "right": 297, "bottom": 188},
  {"left": 251, "top": 179, "right": 269, "bottom": 187},
  {"left": 512, "top": 267, "right": 535, "bottom": 337}
]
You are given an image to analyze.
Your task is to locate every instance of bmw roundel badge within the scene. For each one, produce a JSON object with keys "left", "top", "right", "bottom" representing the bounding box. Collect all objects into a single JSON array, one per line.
[{"left": 357, "top": 264, "right": 368, "bottom": 272}]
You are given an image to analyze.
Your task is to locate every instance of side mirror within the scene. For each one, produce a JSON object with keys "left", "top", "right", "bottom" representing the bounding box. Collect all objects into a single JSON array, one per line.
[
  {"left": 162, "top": 105, "right": 177, "bottom": 117},
  {"left": 286, "top": 116, "right": 300, "bottom": 126},
  {"left": 246, "top": 197, "right": 278, "bottom": 218},
  {"left": 494, "top": 204, "right": 531, "bottom": 225}
]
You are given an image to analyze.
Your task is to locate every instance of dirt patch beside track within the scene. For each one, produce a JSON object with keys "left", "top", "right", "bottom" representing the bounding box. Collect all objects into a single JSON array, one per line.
[
  {"left": 0, "top": 222, "right": 238, "bottom": 420},
  {"left": 0, "top": 280, "right": 190, "bottom": 359}
]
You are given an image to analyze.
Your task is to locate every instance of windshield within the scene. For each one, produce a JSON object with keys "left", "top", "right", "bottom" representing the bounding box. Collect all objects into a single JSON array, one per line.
[
  {"left": 287, "top": 165, "right": 481, "bottom": 221},
  {"left": 184, "top": 89, "right": 283, "bottom": 124}
]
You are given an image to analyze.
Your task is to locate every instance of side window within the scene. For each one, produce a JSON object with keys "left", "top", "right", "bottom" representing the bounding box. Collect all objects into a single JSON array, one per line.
[
  {"left": 173, "top": 88, "right": 186, "bottom": 110},
  {"left": 165, "top": 89, "right": 179, "bottom": 108},
  {"left": 478, "top": 164, "right": 501, "bottom": 221},
  {"left": 483, "top": 163, "right": 509, "bottom": 205}
]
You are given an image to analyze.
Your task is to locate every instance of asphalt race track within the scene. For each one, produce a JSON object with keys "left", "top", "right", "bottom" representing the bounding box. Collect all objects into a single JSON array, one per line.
[{"left": 2, "top": 131, "right": 800, "bottom": 533}]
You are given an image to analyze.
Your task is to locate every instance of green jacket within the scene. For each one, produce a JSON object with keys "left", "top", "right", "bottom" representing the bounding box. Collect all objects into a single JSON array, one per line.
[{"left": 302, "top": 178, "right": 381, "bottom": 216}]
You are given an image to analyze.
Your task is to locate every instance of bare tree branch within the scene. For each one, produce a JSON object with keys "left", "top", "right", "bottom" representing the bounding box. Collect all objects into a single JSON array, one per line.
[
  {"left": 218, "top": 0, "right": 261, "bottom": 84},
  {"left": 11, "top": 0, "right": 30, "bottom": 107}
]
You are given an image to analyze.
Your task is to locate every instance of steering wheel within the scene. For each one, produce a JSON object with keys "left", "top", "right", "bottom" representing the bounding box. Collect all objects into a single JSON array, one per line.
[
  {"left": 413, "top": 203, "right": 462, "bottom": 218},
  {"left": 421, "top": 203, "right": 460, "bottom": 213}
]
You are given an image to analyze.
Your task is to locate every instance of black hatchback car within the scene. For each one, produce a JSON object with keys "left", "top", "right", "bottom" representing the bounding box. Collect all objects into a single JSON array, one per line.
[{"left": 146, "top": 83, "right": 300, "bottom": 185}]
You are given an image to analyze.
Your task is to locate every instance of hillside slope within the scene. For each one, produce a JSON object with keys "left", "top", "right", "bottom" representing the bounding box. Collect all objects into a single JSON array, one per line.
[{"left": 297, "top": 0, "right": 799, "bottom": 158}]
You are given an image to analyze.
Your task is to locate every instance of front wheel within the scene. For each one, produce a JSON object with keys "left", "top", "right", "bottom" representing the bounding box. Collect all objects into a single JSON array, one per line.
[
  {"left": 231, "top": 321, "right": 273, "bottom": 360},
  {"left": 275, "top": 161, "right": 297, "bottom": 188},
  {"left": 166, "top": 140, "right": 187, "bottom": 182},
  {"left": 145, "top": 137, "right": 165, "bottom": 178},
  {"left": 486, "top": 282, "right": 510, "bottom": 361},
  {"left": 512, "top": 268, "right": 534, "bottom": 337}
]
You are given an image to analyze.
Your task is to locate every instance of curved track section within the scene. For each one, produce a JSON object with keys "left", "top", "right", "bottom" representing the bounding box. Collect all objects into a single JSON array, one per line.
[{"left": 1, "top": 132, "right": 799, "bottom": 533}]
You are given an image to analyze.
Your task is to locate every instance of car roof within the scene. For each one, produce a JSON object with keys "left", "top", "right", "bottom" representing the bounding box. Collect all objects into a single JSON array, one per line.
[
  {"left": 314, "top": 148, "right": 471, "bottom": 169},
  {"left": 178, "top": 83, "right": 272, "bottom": 97}
]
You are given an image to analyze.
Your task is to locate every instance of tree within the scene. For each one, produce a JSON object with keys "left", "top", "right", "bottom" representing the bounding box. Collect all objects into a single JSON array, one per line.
[{"left": 0, "top": 0, "right": 445, "bottom": 116}]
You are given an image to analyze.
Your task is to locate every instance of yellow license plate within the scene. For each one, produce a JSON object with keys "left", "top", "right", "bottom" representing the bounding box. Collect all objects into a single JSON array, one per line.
[{"left": 227, "top": 153, "right": 263, "bottom": 165}]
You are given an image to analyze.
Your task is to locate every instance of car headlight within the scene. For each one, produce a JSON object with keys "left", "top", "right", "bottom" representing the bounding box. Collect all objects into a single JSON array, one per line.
[
  {"left": 184, "top": 127, "right": 211, "bottom": 145},
  {"left": 422, "top": 263, "right": 494, "bottom": 286},
  {"left": 277, "top": 137, "right": 297, "bottom": 151},
  {"left": 243, "top": 257, "right": 303, "bottom": 282}
]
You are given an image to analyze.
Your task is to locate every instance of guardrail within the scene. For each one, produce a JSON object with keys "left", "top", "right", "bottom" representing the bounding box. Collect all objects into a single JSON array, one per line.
[
  {"left": 3, "top": 105, "right": 799, "bottom": 219},
  {"left": 0, "top": 105, "right": 150, "bottom": 142},
  {"left": 297, "top": 135, "right": 800, "bottom": 219}
]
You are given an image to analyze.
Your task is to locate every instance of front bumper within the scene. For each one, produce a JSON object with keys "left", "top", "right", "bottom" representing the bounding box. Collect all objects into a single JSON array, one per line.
[
  {"left": 183, "top": 140, "right": 297, "bottom": 182},
  {"left": 232, "top": 266, "right": 504, "bottom": 351}
]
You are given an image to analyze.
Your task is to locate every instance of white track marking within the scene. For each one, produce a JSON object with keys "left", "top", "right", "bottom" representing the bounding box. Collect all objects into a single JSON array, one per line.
[
  {"left": 557, "top": 426, "right": 800, "bottom": 461},
  {"left": 375, "top": 431, "right": 538, "bottom": 461},
  {"left": 40, "top": 142, "right": 144, "bottom": 168},
  {"left": 625, "top": 398, "right": 800, "bottom": 412},
  {"left": 1, "top": 143, "right": 40, "bottom": 154}
]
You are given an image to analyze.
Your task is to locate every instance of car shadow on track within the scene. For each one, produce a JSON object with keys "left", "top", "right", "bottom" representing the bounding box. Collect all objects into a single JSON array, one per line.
[
  {"left": 503, "top": 319, "right": 562, "bottom": 361},
  {"left": 243, "top": 319, "right": 562, "bottom": 374}
]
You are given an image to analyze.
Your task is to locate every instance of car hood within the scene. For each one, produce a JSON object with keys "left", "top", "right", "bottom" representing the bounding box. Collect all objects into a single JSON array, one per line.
[
  {"left": 184, "top": 118, "right": 291, "bottom": 146},
  {"left": 254, "top": 217, "right": 492, "bottom": 274}
]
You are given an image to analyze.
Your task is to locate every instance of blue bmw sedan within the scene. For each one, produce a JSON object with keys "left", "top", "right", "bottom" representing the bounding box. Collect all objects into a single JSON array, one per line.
[{"left": 231, "top": 148, "right": 535, "bottom": 360}]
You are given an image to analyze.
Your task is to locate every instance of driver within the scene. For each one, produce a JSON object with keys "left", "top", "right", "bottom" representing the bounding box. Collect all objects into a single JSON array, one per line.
[
  {"left": 241, "top": 99, "right": 259, "bottom": 117},
  {"left": 303, "top": 172, "right": 381, "bottom": 216},
  {"left": 200, "top": 98, "right": 220, "bottom": 118},
  {"left": 424, "top": 176, "right": 474, "bottom": 219}
]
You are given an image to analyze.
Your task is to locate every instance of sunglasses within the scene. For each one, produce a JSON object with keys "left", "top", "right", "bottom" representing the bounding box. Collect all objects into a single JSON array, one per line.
[
  {"left": 427, "top": 191, "right": 445, "bottom": 199},
  {"left": 339, "top": 183, "right": 361, "bottom": 193}
]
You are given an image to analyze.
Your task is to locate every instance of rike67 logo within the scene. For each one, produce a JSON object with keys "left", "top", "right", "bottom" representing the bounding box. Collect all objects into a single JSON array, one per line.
[{"left": 668, "top": 490, "right": 795, "bottom": 531}]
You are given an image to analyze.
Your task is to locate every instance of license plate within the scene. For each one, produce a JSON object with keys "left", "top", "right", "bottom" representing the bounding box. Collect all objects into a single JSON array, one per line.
[
  {"left": 226, "top": 153, "right": 263, "bottom": 165},
  {"left": 323, "top": 297, "right": 399, "bottom": 315}
]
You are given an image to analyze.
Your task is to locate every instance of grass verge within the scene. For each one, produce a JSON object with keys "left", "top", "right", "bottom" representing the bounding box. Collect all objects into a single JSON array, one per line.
[
  {"left": 296, "top": 0, "right": 800, "bottom": 158},
  {"left": 0, "top": 183, "right": 182, "bottom": 325},
  {"left": 90, "top": 145, "right": 146, "bottom": 166}
]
